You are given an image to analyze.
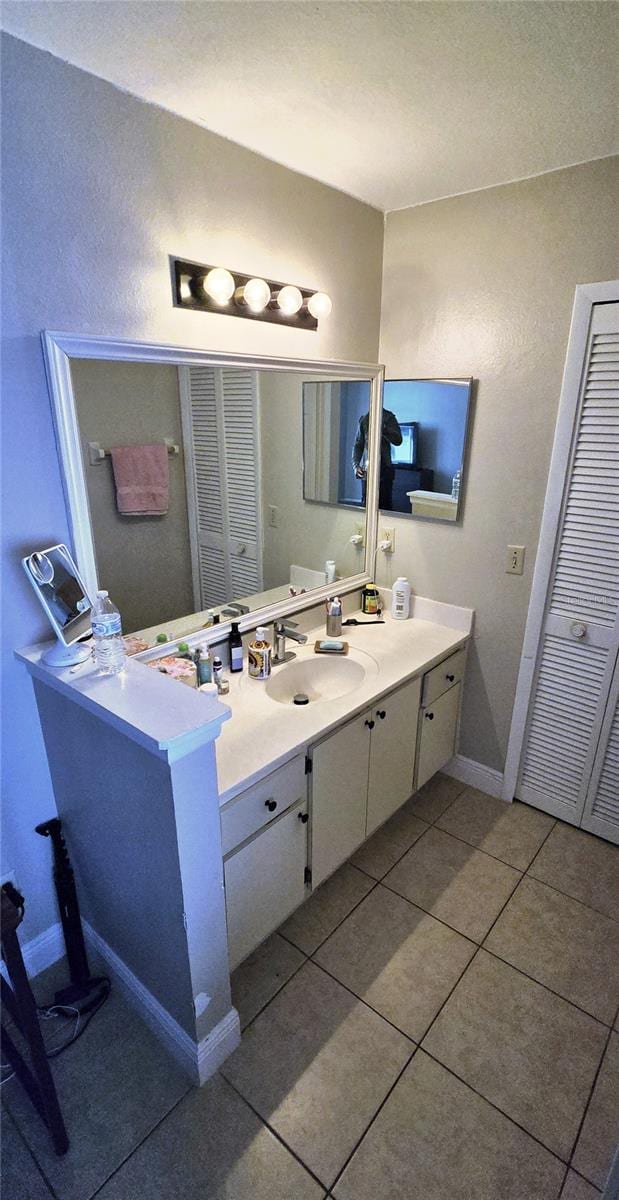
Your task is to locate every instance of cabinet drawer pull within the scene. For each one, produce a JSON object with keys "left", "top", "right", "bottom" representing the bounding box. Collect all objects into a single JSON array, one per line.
[
  {"left": 445, "top": 673, "right": 455, "bottom": 683},
  {"left": 365, "top": 719, "right": 375, "bottom": 730},
  {"left": 425, "top": 712, "right": 434, "bottom": 721},
  {"left": 298, "top": 811, "right": 309, "bottom": 824},
  {"left": 376, "top": 709, "right": 386, "bottom": 720},
  {"left": 265, "top": 799, "right": 277, "bottom": 812}
]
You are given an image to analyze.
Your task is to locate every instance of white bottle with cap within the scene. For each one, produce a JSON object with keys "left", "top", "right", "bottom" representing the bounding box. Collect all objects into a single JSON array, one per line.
[{"left": 391, "top": 577, "right": 411, "bottom": 620}]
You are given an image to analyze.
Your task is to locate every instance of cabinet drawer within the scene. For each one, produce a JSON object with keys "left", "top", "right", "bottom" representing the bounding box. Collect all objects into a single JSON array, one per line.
[
  {"left": 416, "top": 682, "right": 461, "bottom": 790},
  {"left": 220, "top": 754, "right": 306, "bottom": 855},
  {"left": 422, "top": 647, "right": 466, "bottom": 707},
  {"left": 225, "top": 800, "right": 308, "bottom": 970}
]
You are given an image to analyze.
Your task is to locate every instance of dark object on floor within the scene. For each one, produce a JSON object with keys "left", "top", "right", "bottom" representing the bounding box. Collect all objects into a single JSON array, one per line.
[
  {"left": 36, "top": 817, "right": 108, "bottom": 1012},
  {"left": 0, "top": 883, "right": 69, "bottom": 1155}
]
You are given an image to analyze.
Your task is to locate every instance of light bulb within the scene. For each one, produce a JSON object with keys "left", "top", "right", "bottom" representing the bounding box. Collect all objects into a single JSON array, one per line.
[
  {"left": 307, "top": 291, "right": 332, "bottom": 319},
  {"left": 276, "top": 285, "right": 303, "bottom": 316},
  {"left": 203, "top": 267, "right": 235, "bottom": 305},
  {"left": 242, "top": 277, "right": 271, "bottom": 312}
]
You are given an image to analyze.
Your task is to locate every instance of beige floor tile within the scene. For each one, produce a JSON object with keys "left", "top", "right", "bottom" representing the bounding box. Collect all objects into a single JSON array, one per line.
[
  {"left": 96, "top": 1072, "right": 325, "bottom": 1200},
  {"left": 422, "top": 950, "right": 608, "bottom": 1160},
  {"left": 561, "top": 1172, "right": 601, "bottom": 1200},
  {"left": 572, "top": 1032, "right": 619, "bottom": 1189},
  {"left": 221, "top": 960, "right": 411, "bottom": 1187},
  {"left": 485, "top": 876, "right": 619, "bottom": 1023},
  {"left": 349, "top": 799, "right": 429, "bottom": 879},
  {"left": 231, "top": 932, "right": 306, "bottom": 1029},
  {"left": 529, "top": 823, "right": 619, "bottom": 921},
  {"left": 384, "top": 826, "right": 521, "bottom": 942},
  {"left": 407, "top": 772, "right": 465, "bottom": 824},
  {"left": 437, "top": 789, "right": 554, "bottom": 869},
  {"left": 333, "top": 1051, "right": 565, "bottom": 1200},
  {"left": 278, "top": 862, "right": 374, "bottom": 954},
  {"left": 314, "top": 884, "right": 475, "bottom": 1040}
]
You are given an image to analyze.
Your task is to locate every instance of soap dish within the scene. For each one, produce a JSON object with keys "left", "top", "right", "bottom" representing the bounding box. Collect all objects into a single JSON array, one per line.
[{"left": 314, "top": 640, "right": 349, "bottom": 655}]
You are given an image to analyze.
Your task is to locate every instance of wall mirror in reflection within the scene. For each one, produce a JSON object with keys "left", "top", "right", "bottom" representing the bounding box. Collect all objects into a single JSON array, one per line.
[
  {"left": 69, "top": 360, "right": 374, "bottom": 642},
  {"left": 381, "top": 377, "right": 473, "bottom": 522}
]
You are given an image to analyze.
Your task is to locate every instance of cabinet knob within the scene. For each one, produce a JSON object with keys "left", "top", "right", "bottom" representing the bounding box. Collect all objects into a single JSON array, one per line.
[
  {"left": 298, "top": 811, "right": 309, "bottom": 824},
  {"left": 377, "top": 709, "right": 386, "bottom": 720},
  {"left": 265, "top": 799, "right": 277, "bottom": 812},
  {"left": 425, "top": 712, "right": 434, "bottom": 721},
  {"left": 446, "top": 673, "right": 455, "bottom": 683},
  {"left": 365, "top": 719, "right": 375, "bottom": 730}
]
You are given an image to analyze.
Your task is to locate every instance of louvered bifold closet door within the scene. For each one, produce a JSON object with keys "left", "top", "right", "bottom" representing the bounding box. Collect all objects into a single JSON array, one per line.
[
  {"left": 583, "top": 658, "right": 619, "bottom": 844},
  {"left": 180, "top": 366, "right": 262, "bottom": 610},
  {"left": 221, "top": 369, "right": 262, "bottom": 601},
  {"left": 518, "top": 303, "right": 619, "bottom": 825}
]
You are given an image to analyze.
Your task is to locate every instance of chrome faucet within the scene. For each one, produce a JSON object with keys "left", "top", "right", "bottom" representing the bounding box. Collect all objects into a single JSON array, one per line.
[{"left": 273, "top": 619, "right": 308, "bottom": 664}]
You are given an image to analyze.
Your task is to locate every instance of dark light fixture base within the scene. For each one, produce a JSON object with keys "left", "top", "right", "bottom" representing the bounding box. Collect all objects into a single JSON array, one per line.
[{"left": 170, "top": 257, "right": 319, "bottom": 330}]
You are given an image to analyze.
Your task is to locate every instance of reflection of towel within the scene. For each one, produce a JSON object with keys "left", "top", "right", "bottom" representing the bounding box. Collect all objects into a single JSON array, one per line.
[{"left": 110, "top": 444, "right": 169, "bottom": 515}]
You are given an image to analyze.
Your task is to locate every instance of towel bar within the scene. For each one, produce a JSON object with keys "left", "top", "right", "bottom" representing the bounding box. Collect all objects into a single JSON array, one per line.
[{"left": 88, "top": 439, "right": 180, "bottom": 466}]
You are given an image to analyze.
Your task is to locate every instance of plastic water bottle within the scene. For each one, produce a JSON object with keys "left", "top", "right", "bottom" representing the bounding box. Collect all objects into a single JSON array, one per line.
[{"left": 92, "top": 590, "right": 126, "bottom": 675}]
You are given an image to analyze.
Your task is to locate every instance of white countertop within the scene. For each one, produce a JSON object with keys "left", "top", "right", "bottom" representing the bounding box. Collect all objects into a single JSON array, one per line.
[
  {"left": 215, "top": 606, "right": 472, "bottom": 805},
  {"left": 15, "top": 643, "right": 230, "bottom": 763}
]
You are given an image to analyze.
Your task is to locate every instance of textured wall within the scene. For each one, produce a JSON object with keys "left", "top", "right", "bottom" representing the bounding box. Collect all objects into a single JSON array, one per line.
[
  {"left": 379, "top": 157, "right": 619, "bottom": 772},
  {"left": 1, "top": 33, "right": 383, "bottom": 942}
]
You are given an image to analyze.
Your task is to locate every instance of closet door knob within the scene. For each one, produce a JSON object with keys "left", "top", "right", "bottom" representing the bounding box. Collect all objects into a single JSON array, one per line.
[
  {"left": 265, "top": 799, "right": 277, "bottom": 812},
  {"left": 377, "top": 709, "right": 386, "bottom": 720},
  {"left": 446, "top": 673, "right": 455, "bottom": 682},
  {"left": 365, "top": 719, "right": 375, "bottom": 730},
  {"left": 425, "top": 712, "right": 434, "bottom": 721},
  {"left": 298, "top": 812, "right": 309, "bottom": 824}
]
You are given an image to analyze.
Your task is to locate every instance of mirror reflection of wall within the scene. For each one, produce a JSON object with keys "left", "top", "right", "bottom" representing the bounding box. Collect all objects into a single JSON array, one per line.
[
  {"left": 382, "top": 378, "right": 473, "bottom": 522},
  {"left": 302, "top": 380, "right": 372, "bottom": 508},
  {"left": 70, "top": 360, "right": 370, "bottom": 639}
]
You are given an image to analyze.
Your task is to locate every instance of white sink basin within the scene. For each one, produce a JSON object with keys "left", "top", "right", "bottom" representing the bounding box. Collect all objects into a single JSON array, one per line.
[{"left": 265, "top": 648, "right": 378, "bottom": 705}]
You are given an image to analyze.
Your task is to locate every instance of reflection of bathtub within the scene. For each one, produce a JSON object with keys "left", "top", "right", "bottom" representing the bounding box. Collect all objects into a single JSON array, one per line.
[{"left": 407, "top": 490, "right": 458, "bottom": 521}]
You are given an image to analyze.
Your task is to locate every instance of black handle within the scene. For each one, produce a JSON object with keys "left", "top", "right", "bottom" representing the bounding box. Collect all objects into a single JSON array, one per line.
[
  {"left": 265, "top": 799, "right": 277, "bottom": 812},
  {"left": 377, "top": 709, "right": 386, "bottom": 720},
  {"left": 446, "top": 673, "right": 455, "bottom": 683},
  {"left": 298, "top": 812, "right": 309, "bottom": 824},
  {"left": 425, "top": 712, "right": 434, "bottom": 721},
  {"left": 365, "top": 719, "right": 375, "bottom": 730}
]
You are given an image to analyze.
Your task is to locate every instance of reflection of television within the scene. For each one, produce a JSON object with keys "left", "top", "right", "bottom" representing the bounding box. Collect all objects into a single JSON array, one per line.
[{"left": 391, "top": 421, "right": 419, "bottom": 467}]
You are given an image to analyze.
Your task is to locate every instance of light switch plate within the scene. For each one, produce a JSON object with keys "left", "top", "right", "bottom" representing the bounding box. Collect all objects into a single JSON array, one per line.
[
  {"left": 268, "top": 505, "right": 279, "bottom": 528},
  {"left": 506, "top": 545, "right": 525, "bottom": 575}
]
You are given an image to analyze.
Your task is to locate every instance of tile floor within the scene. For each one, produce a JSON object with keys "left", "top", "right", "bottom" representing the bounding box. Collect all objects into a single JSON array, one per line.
[{"left": 2, "top": 774, "right": 618, "bottom": 1199}]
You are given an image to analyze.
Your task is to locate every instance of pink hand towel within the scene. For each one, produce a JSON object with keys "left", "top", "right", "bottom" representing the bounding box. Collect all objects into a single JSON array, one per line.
[{"left": 110, "top": 443, "right": 170, "bottom": 515}]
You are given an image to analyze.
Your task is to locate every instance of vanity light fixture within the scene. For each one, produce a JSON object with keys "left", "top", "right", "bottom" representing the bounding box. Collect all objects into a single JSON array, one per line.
[{"left": 171, "top": 256, "right": 331, "bottom": 330}]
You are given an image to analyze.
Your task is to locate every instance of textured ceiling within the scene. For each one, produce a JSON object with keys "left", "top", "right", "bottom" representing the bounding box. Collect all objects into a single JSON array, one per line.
[{"left": 2, "top": 0, "right": 617, "bottom": 211}]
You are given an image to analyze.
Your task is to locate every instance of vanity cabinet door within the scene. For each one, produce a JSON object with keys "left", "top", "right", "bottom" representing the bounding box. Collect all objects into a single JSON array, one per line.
[
  {"left": 310, "top": 711, "right": 371, "bottom": 888},
  {"left": 416, "top": 682, "right": 462, "bottom": 790},
  {"left": 366, "top": 677, "right": 422, "bottom": 837},
  {"left": 224, "top": 801, "right": 308, "bottom": 971}
]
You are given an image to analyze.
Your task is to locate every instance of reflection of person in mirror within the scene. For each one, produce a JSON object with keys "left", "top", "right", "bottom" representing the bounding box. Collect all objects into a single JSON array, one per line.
[{"left": 352, "top": 409, "right": 402, "bottom": 510}]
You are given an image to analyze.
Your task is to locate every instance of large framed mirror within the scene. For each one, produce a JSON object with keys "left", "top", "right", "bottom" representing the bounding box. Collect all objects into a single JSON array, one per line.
[
  {"left": 380, "top": 377, "right": 473, "bottom": 522},
  {"left": 43, "top": 334, "right": 383, "bottom": 646}
]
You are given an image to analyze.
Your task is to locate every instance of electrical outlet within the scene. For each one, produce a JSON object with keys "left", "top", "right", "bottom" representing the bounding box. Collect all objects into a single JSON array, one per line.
[
  {"left": 380, "top": 526, "right": 395, "bottom": 553},
  {"left": 506, "top": 545, "right": 525, "bottom": 575},
  {"left": 268, "top": 505, "right": 279, "bottom": 528},
  {"left": 354, "top": 521, "right": 365, "bottom": 546}
]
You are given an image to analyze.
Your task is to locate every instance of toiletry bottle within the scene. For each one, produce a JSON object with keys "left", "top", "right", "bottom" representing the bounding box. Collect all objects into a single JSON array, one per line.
[
  {"left": 196, "top": 645, "right": 212, "bottom": 686},
  {"left": 361, "top": 583, "right": 380, "bottom": 615},
  {"left": 229, "top": 621, "right": 243, "bottom": 673},
  {"left": 248, "top": 626, "right": 272, "bottom": 680},
  {"left": 325, "top": 559, "right": 336, "bottom": 584},
  {"left": 212, "top": 656, "right": 229, "bottom": 694},
  {"left": 391, "top": 577, "right": 411, "bottom": 620}
]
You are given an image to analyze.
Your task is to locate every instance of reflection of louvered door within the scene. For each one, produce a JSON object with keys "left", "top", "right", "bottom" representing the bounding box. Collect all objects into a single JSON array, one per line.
[
  {"left": 518, "top": 302, "right": 619, "bottom": 836},
  {"left": 583, "top": 661, "right": 619, "bottom": 841},
  {"left": 179, "top": 366, "right": 262, "bottom": 609}
]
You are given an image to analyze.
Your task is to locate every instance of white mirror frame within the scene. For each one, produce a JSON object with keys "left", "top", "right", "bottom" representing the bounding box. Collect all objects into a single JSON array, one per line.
[{"left": 42, "top": 331, "right": 384, "bottom": 638}]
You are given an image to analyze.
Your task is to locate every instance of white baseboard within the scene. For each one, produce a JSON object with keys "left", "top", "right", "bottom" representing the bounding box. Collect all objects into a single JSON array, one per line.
[
  {"left": 0, "top": 920, "right": 65, "bottom": 983},
  {"left": 83, "top": 921, "right": 240, "bottom": 1085},
  {"left": 443, "top": 753, "right": 505, "bottom": 800}
]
